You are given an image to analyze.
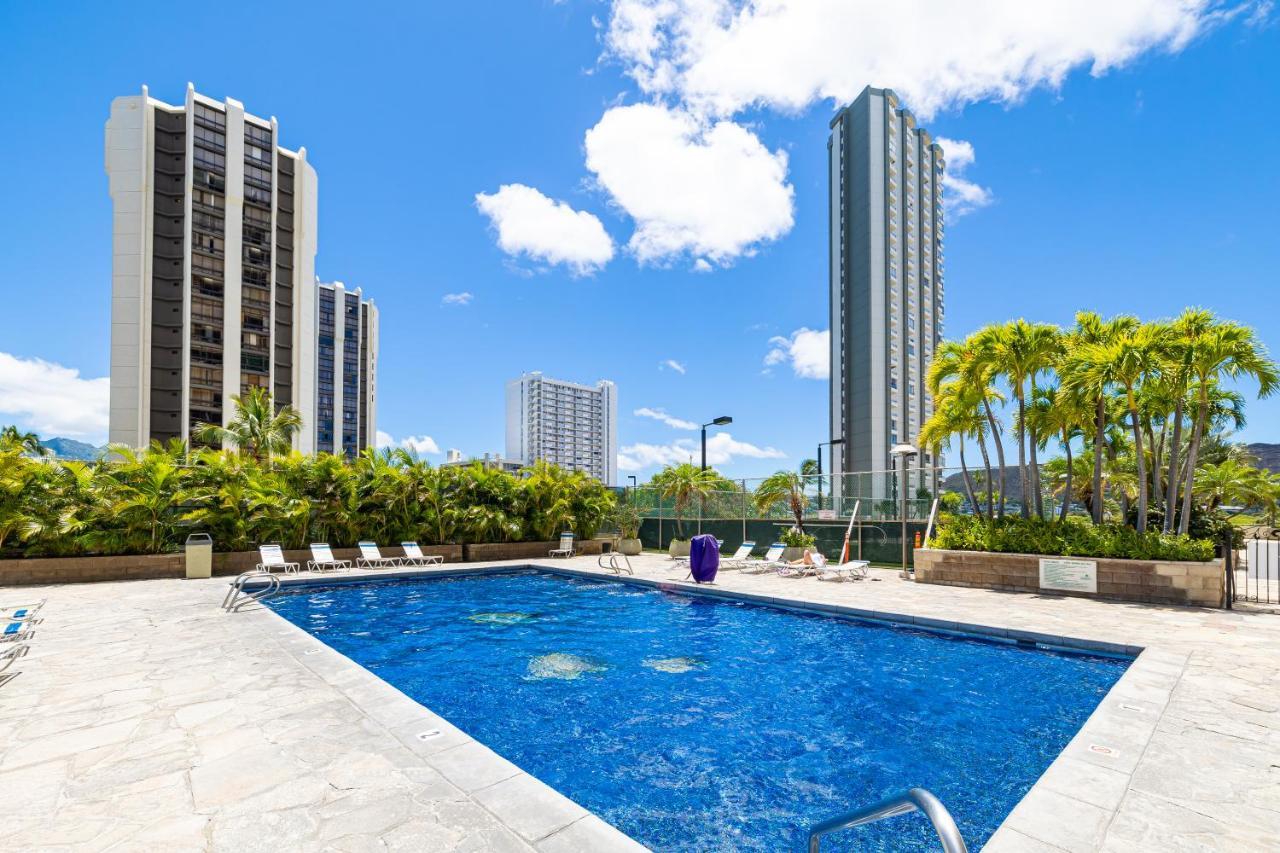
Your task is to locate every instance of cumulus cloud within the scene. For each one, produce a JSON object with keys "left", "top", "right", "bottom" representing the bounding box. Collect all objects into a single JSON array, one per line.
[
  {"left": 604, "top": 0, "right": 1239, "bottom": 119},
  {"left": 475, "top": 184, "right": 615, "bottom": 275},
  {"left": 442, "top": 292, "right": 473, "bottom": 306},
  {"left": 660, "top": 359, "right": 687, "bottom": 374},
  {"left": 618, "top": 431, "right": 785, "bottom": 470},
  {"left": 935, "top": 137, "right": 994, "bottom": 217},
  {"left": 584, "top": 103, "right": 794, "bottom": 264},
  {"left": 634, "top": 407, "right": 698, "bottom": 430},
  {"left": 376, "top": 430, "right": 442, "bottom": 456},
  {"left": 764, "top": 328, "right": 829, "bottom": 379},
  {"left": 0, "top": 352, "right": 108, "bottom": 441}
]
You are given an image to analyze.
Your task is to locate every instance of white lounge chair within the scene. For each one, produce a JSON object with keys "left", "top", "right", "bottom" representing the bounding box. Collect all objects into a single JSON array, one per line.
[
  {"left": 1, "top": 643, "right": 28, "bottom": 675},
  {"left": 307, "top": 543, "right": 351, "bottom": 572},
  {"left": 256, "top": 544, "right": 300, "bottom": 575},
  {"left": 2, "top": 621, "right": 34, "bottom": 643},
  {"left": 777, "top": 550, "right": 828, "bottom": 578},
  {"left": 816, "top": 559, "right": 871, "bottom": 582},
  {"left": 549, "top": 533, "right": 575, "bottom": 558},
  {"left": 720, "top": 540, "right": 757, "bottom": 569},
  {"left": 742, "top": 543, "right": 788, "bottom": 574},
  {"left": 401, "top": 542, "right": 443, "bottom": 567},
  {"left": 1, "top": 600, "right": 45, "bottom": 622},
  {"left": 355, "top": 542, "right": 402, "bottom": 569}
]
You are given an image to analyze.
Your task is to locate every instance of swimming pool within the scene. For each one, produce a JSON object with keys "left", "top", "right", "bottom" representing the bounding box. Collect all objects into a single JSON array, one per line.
[{"left": 268, "top": 571, "right": 1128, "bottom": 850}]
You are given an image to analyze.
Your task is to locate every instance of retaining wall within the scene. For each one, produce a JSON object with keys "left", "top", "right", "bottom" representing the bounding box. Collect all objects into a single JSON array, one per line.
[{"left": 913, "top": 547, "right": 1223, "bottom": 607}]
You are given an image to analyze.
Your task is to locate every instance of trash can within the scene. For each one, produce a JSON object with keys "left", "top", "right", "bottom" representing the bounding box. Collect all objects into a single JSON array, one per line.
[{"left": 185, "top": 533, "right": 213, "bottom": 579}]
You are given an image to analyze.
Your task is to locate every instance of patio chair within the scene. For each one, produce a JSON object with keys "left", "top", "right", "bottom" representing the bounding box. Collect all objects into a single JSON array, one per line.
[
  {"left": 0, "top": 643, "right": 27, "bottom": 676},
  {"left": 401, "top": 542, "right": 444, "bottom": 567},
  {"left": 1, "top": 601, "right": 45, "bottom": 622},
  {"left": 549, "top": 532, "right": 575, "bottom": 558},
  {"left": 355, "top": 541, "right": 402, "bottom": 569},
  {"left": 720, "top": 540, "right": 757, "bottom": 569},
  {"left": 255, "top": 543, "right": 301, "bottom": 575},
  {"left": 307, "top": 543, "right": 351, "bottom": 572},
  {"left": 777, "top": 550, "right": 828, "bottom": 578},
  {"left": 2, "top": 622, "right": 34, "bottom": 644},
  {"left": 1, "top": 599, "right": 45, "bottom": 620},
  {"left": 742, "top": 543, "right": 788, "bottom": 574},
  {"left": 816, "top": 559, "right": 871, "bottom": 582}
]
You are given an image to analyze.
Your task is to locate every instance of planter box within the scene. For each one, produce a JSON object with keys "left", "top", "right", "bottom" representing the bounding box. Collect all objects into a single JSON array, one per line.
[
  {"left": 0, "top": 543, "right": 465, "bottom": 587},
  {"left": 914, "top": 547, "right": 1223, "bottom": 608},
  {"left": 463, "top": 539, "right": 605, "bottom": 562}
]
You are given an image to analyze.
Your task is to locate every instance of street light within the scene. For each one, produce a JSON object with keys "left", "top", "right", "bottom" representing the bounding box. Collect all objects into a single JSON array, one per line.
[
  {"left": 891, "top": 443, "right": 919, "bottom": 578},
  {"left": 628, "top": 475, "right": 638, "bottom": 505},
  {"left": 817, "top": 438, "right": 845, "bottom": 511},
  {"left": 701, "top": 416, "right": 733, "bottom": 471}
]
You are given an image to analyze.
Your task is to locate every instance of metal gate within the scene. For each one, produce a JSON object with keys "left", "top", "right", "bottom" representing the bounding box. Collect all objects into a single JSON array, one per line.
[{"left": 1232, "top": 528, "right": 1280, "bottom": 606}]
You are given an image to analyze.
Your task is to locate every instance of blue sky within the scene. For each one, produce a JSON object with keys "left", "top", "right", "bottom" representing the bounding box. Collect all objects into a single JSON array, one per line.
[{"left": 1, "top": 1, "right": 1277, "bottom": 479}]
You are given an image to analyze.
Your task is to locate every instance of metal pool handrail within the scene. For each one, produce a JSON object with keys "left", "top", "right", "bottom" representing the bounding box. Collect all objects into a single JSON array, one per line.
[
  {"left": 807, "top": 787, "right": 967, "bottom": 853},
  {"left": 221, "top": 570, "right": 281, "bottom": 611}
]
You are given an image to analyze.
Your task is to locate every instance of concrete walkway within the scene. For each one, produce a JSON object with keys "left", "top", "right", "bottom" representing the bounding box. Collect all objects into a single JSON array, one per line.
[{"left": 1, "top": 554, "right": 1277, "bottom": 851}]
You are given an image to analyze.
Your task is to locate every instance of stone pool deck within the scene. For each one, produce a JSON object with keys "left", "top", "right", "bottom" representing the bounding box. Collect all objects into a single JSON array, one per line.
[{"left": 1, "top": 554, "right": 1277, "bottom": 851}]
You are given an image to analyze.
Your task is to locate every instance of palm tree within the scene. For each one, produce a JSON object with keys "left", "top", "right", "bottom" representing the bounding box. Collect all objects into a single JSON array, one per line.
[
  {"left": 0, "top": 425, "right": 45, "bottom": 456},
  {"left": 192, "top": 387, "right": 303, "bottom": 461},
  {"left": 928, "top": 337, "right": 1008, "bottom": 517},
  {"left": 918, "top": 383, "right": 988, "bottom": 519},
  {"left": 1026, "top": 384, "right": 1087, "bottom": 521},
  {"left": 993, "top": 320, "right": 1062, "bottom": 518},
  {"left": 1062, "top": 312, "right": 1140, "bottom": 524},
  {"left": 1177, "top": 320, "right": 1277, "bottom": 534},
  {"left": 649, "top": 463, "right": 723, "bottom": 540},
  {"left": 754, "top": 470, "right": 810, "bottom": 532}
]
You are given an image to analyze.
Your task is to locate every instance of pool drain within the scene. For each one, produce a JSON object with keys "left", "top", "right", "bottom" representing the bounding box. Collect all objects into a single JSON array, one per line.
[{"left": 417, "top": 729, "right": 443, "bottom": 741}]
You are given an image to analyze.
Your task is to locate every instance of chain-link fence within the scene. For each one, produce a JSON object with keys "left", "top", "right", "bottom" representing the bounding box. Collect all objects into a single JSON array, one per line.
[{"left": 622, "top": 466, "right": 998, "bottom": 568}]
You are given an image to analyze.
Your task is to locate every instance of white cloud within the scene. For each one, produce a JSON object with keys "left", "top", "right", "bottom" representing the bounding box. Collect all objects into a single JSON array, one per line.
[
  {"left": 660, "top": 359, "right": 687, "bottom": 374},
  {"left": 584, "top": 103, "right": 794, "bottom": 264},
  {"left": 618, "top": 431, "right": 786, "bottom": 470},
  {"left": 442, "top": 291, "right": 473, "bottom": 306},
  {"left": 0, "top": 352, "right": 108, "bottom": 441},
  {"left": 376, "top": 431, "right": 442, "bottom": 456},
  {"left": 605, "top": 0, "right": 1238, "bottom": 119},
  {"left": 935, "top": 137, "right": 994, "bottom": 217},
  {"left": 764, "top": 328, "right": 829, "bottom": 379},
  {"left": 474, "top": 183, "right": 615, "bottom": 275},
  {"left": 634, "top": 407, "right": 698, "bottom": 430}
]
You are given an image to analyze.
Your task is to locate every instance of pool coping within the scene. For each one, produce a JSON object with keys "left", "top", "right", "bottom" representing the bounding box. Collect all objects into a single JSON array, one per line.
[{"left": 253, "top": 561, "right": 1183, "bottom": 851}]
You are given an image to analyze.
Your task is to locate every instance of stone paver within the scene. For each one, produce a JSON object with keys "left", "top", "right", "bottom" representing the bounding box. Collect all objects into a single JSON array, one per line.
[{"left": 2, "top": 553, "right": 1278, "bottom": 851}]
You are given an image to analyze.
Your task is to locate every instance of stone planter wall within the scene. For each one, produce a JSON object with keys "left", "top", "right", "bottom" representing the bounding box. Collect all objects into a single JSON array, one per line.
[
  {"left": 914, "top": 547, "right": 1223, "bottom": 607},
  {"left": 462, "top": 539, "right": 605, "bottom": 562},
  {"left": 0, "top": 544, "right": 464, "bottom": 587}
]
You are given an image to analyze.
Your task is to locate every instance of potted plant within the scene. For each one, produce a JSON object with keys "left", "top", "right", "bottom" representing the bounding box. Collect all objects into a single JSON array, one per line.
[
  {"left": 613, "top": 504, "right": 643, "bottom": 556},
  {"left": 778, "top": 526, "right": 816, "bottom": 562}
]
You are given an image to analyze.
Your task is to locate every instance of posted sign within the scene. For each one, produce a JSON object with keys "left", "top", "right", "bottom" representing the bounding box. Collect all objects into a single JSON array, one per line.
[{"left": 1039, "top": 558, "right": 1098, "bottom": 594}]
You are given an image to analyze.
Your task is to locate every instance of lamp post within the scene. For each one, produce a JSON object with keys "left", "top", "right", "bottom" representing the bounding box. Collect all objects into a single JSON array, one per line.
[
  {"left": 817, "top": 438, "right": 844, "bottom": 512},
  {"left": 891, "top": 443, "right": 918, "bottom": 578},
  {"left": 628, "top": 475, "right": 637, "bottom": 505},
  {"left": 701, "top": 416, "right": 733, "bottom": 471}
]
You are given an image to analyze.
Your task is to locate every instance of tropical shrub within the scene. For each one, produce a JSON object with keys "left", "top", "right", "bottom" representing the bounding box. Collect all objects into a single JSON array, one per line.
[
  {"left": 932, "top": 514, "right": 1214, "bottom": 562},
  {"left": 778, "top": 526, "right": 816, "bottom": 549},
  {"left": 0, "top": 432, "right": 616, "bottom": 558}
]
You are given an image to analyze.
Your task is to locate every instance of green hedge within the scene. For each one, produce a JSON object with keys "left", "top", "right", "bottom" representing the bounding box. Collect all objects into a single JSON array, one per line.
[{"left": 932, "top": 514, "right": 1215, "bottom": 562}]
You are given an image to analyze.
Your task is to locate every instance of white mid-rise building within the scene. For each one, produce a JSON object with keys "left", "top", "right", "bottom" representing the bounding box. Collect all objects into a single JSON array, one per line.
[
  {"left": 106, "top": 84, "right": 319, "bottom": 451},
  {"left": 505, "top": 373, "right": 617, "bottom": 485}
]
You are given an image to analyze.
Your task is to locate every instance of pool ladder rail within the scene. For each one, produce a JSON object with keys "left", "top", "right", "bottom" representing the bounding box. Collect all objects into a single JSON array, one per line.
[
  {"left": 808, "top": 788, "right": 967, "bottom": 852},
  {"left": 597, "top": 552, "right": 634, "bottom": 575},
  {"left": 221, "top": 570, "right": 282, "bottom": 612}
]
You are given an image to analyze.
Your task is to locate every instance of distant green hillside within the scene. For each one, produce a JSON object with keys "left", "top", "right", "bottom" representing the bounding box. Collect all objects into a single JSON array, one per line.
[
  {"left": 1246, "top": 443, "right": 1280, "bottom": 474},
  {"left": 39, "top": 437, "right": 105, "bottom": 461}
]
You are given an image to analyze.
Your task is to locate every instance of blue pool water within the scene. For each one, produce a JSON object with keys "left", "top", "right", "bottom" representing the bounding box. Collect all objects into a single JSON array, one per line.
[{"left": 268, "top": 571, "right": 1128, "bottom": 850}]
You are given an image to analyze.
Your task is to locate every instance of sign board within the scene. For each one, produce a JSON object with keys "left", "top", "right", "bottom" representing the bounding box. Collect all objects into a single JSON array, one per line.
[
  {"left": 817, "top": 509, "right": 836, "bottom": 521},
  {"left": 1039, "top": 558, "right": 1098, "bottom": 594}
]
